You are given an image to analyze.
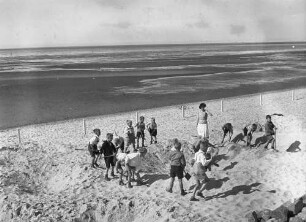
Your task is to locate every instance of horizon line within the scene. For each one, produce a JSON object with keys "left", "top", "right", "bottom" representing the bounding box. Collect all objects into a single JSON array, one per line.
[{"left": 1, "top": 40, "right": 305, "bottom": 51}]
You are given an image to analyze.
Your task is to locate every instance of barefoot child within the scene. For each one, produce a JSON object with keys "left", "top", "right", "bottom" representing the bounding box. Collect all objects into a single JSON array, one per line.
[
  {"left": 243, "top": 123, "right": 258, "bottom": 146},
  {"left": 88, "top": 128, "right": 101, "bottom": 168},
  {"left": 115, "top": 151, "right": 127, "bottom": 186},
  {"left": 135, "top": 116, "right": 146, "bottom": 148},
  {"left": 147, "top": 117, "right": 157, "bottom": 144},
  {"left": 123, "top": 120, "right": 136, "bottom": 153},
  {"left": 264, "top": 115, "right": 277, "bottom": 150},
  {"left": 166, "top": 140, "right": 187, "bottom": 196},
  {"left": 221, "top": 123, "right": 233, "bottom": 144},
  {"left": 125, "top": 148, "right": 147, "bottom": 188},
  {"left": 190, "top": 139, "right": 213, "bottom": 201},
  {"left": 100, "top": 133, "right": 117, "bottom": 181}
]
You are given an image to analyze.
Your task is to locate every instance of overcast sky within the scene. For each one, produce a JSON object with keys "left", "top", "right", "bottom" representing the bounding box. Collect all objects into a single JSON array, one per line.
[{"left": 0, "top": 0, "right": 305, "bottom": 48}]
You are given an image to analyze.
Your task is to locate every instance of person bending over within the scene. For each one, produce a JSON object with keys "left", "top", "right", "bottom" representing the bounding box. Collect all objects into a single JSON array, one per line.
[
  {"left": 125, "top": 148, "right": 147, "bottom": 188},
  {"left": 242, "top": 123, "right": 258, "bottom": 146},
  {"left": 115, "top": 151, "right": 127, "bottom": 186},
  {"left": 221, "top": 123, "right": 233, "bottom": 144}
]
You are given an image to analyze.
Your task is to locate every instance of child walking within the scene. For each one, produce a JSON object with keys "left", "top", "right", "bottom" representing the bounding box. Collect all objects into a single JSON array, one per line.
[
  {"left": 123, "top": 120, "right": 136, "bottom": 153},
  {"left": 147, "top": 117, "right": 157, "bottom": 144},
  {"left": 166, "top": 140, "right": 187, "bottom": 196},
  {"left": 135, "top": 116, "right": 146, "bottom": 148},
  {"left": 88, "top": 128, "right": 101, "bottom": 168},
  {"left": 190, "top": 139, "right": 213, "bottom": 201}
]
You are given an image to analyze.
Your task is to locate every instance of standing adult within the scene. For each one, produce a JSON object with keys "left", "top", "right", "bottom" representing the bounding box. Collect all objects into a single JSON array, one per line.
[{"left": 196, "top": 103, "right": 213, "bottom": 139}]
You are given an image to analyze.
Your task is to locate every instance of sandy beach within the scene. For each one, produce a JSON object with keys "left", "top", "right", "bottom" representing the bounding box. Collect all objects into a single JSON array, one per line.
[{"left": 0, "top": 88, "right": 306, "bottom": 222}]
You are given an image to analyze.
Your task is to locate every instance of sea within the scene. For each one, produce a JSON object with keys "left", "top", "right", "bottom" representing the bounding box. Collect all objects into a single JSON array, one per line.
[{"left": 0, "top": 42, "right": 306, "bottom": 129}]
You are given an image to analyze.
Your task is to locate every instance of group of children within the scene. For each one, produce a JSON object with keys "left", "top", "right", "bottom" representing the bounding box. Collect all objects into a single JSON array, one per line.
[
  {"left": 87, "top": 108, "right": 278, "bottom": 200},
  {"left": 87, "top": 116, "right": 157, "bottom": 186},
  {"left": 221, "top": 114, "right": 277, "bottom": 150}
]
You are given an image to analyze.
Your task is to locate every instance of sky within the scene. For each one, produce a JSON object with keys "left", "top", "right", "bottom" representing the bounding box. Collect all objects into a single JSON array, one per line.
[{"left": 0, "top": 0, "right": 305, "bottom": 48}]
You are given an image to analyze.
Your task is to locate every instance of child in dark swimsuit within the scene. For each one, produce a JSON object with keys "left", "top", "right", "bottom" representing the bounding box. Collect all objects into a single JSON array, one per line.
[{"left": 135, "top": 116, "right": 146, "bottom": 148}]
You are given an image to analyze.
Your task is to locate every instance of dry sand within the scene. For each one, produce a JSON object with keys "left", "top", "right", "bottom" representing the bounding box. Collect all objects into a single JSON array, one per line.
[{"left": 0, "top": 88, "right": 306, "bottom": 222}]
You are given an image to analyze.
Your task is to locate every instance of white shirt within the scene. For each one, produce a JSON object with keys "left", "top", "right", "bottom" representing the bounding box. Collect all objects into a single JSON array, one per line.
[
  {"left": 116, "top": 153, "right": 127, "bottom": 162},
  {"left": 194, "top": 148, "right": 212, "bottom": 167},
  {"left": 125, "top": 152, "right": 141, "bottom": 167},
  {"left": 89, "top": 135, "right": 99, "bottom": 145}
]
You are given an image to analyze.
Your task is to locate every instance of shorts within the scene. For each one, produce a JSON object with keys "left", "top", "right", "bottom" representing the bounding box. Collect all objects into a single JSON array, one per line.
[
  {"left": 170, "top": 165, "right": 184, "bottom": 179},
  {"left": 104, "top": 156, "right": 115, "bottom": 168},
  {"left": 88, "top": 144, "right": 99, "bottom": 157},
  {"left": 136, "top": 131, "right": 145, "bottom": 138},
  {"left": 192, "top": 162, "right": 210, "bottom": 183},
  {"left": 149, "top": 128, "right": 157, "bottom": 136},
  {"left": 128, "top": 165, "right": 140, "bottom": 173}
]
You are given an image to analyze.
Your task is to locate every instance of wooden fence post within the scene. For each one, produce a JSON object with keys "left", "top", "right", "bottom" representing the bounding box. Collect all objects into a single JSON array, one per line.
[
  {"left": 18, "top": 129, "right": 21, "bottom": 145},
  {"left": 83, "top": 119, "right": 86, "bottom": 135},
  {"left": 260, "top": 94, "right": 263, "bottom": 106},
  {"left": 221, "top": 99, "right": 223, "bottom": 112},
  {"left": 181, "top": 106, "right": 185, "bottom": 118},
  {"left": 135, "top": 111, "right": 138, "bottom": 123},
  {"left": 292, "top": 90, "right": 295, "bottom": 101}
]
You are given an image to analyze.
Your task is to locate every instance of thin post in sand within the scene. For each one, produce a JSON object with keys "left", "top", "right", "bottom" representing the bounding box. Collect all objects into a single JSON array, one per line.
[
  {"left": 83, "top": 119, "right": 86, "bottom": 135},
  {"left": 221, "top": 99, "right": 224, "bottom": 112},
  {"left": 291, "top": 90, "right": 295, "bottom": 101},
  {"left": 17, "top": 129, "right": 21, "bottom": 145},
  {"left": 260, "top": 94, "right": 263, "bottom": 106},
  {"left": 181, "top": 105, "right": 185, "bottom": 118},
  {"left": 135, "top": 111, "right": 138, "bottom": 123}
]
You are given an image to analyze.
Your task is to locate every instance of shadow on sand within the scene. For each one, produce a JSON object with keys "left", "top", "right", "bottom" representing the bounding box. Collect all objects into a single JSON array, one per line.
[
  {"left": 286, "top": 141, "right": 302, "bottom": 152},
  {"left": 254, "top": 135, "right": 268, "bottom": 147},
  {"left": 141, "top": 174, "right": 170, "bottom": 185},
  {"left": 223, "top": 162, "right": 238, "bottom": 171},
  {"left": 205, "top": 182, "right": 261, "bottom": 200},
  {"left": 231, "top": 133, "right": 245, "bottom": 143}
]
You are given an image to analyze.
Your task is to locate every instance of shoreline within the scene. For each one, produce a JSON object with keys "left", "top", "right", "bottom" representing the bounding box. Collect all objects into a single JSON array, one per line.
[{"left": 1, "top": 86, "right": 304, "bottom": 132}]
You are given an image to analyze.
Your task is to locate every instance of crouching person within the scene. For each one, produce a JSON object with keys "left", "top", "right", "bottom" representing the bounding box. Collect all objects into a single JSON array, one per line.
[
  {"left": 166, "top": 140, "right": 187, "bottom": 196},
  {"left": 190, "top": 139, "right": 213, "bottom": 201},
  {"left": 125, "top": 148, "right": 147, "bottom": 188}
]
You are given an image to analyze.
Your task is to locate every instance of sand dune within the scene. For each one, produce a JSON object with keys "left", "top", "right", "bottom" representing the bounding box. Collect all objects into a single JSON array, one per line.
[{"left": 0, "top": 88, "right": 305, "bottom": 222}]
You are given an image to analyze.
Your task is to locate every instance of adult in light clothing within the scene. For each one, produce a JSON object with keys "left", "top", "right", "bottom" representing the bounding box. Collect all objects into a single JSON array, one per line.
[{"left": 196, "top": 103, "right": 213, "bottom": 139}]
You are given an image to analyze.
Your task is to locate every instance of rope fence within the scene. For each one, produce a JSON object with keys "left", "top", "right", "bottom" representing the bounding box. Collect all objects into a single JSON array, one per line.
[{"left": 14, "top": 88, "right": 303, "bottom": 146}]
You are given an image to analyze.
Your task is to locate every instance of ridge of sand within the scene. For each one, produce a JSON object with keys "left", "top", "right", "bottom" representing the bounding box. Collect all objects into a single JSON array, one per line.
[{"left": 0, "top": 88, "right": 305, "bottom": 222}]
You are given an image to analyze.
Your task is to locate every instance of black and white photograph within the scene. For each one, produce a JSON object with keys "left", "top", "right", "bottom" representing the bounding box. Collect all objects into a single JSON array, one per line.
[{"left": 0, "top": 0, "right": 306, "bottom": 221}]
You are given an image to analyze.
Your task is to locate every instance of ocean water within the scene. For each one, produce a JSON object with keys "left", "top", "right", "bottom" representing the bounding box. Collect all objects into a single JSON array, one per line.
[{"left": 0, "top": 42, "right": 306, "bottom": 129}]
